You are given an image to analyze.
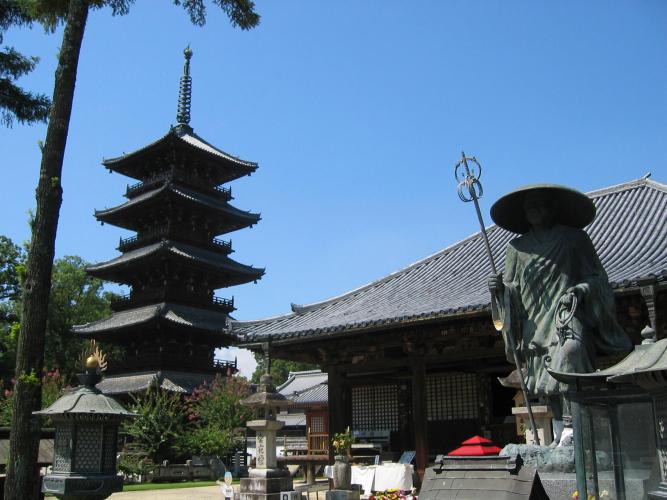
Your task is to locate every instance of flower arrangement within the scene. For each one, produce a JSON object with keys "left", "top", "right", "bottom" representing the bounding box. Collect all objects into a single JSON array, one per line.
[
  {"left": 572, "top": 490, "right": 608, "bottom": 500},
  {"left": 331, "top": 426, "right": 355, "bottom": 455},
  {"left": 369, "top": 489, "right": 416, "bottom": 500}
]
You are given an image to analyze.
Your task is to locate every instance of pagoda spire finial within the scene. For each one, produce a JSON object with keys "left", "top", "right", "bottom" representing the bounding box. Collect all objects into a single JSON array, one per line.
[{"left": 176, "top": 46, "right": 193, "bottom": 128}]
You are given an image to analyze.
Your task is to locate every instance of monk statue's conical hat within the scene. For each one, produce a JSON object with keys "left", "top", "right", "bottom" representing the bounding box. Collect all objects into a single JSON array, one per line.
[{"left": 490, "top": 183, "right": 596, "bottom": 234}]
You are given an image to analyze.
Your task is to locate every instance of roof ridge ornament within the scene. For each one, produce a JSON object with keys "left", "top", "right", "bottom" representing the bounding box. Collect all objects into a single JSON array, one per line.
[{"left": 176, "top": 46, "right": 193, "bottom": 130}]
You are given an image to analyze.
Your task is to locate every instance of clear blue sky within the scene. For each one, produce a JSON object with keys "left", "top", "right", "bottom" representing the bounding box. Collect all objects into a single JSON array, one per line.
[{"left": 1, "top": 1, "right": 666, "bottom": 376}]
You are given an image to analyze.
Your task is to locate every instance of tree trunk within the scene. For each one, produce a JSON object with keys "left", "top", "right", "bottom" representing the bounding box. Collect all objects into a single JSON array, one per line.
[{"left": 4, "top": 1, "right": 89, "bottom": 499}]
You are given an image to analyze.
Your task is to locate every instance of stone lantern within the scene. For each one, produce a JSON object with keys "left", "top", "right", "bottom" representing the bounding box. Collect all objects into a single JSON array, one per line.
[
  {"left": 549, "top": 328, "right": 665, "bottom": 500},
  {"left": 240, "top": 373, "right": 293, "bottom": 500},
  {"left": 34, "top": 342, "right": 136, "bottom": 500}
]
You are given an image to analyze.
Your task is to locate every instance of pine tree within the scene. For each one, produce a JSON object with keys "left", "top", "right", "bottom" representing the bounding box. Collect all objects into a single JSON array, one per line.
[{"left": 0, "top": 1, "right": 50, "bottom": 126}]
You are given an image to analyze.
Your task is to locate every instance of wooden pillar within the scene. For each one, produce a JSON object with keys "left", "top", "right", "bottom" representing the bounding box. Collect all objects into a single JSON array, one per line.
[
  {"left": 327, "top": 365, "right": 345, "bottom": 462},
  {"left": 411, "top": 356, "right": 428, "bottom": 482}
]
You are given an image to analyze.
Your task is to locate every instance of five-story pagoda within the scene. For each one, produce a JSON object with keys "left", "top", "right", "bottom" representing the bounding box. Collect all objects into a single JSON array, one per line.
[{"left": 74, "top": 48, "right": 264, "bottom": 394}]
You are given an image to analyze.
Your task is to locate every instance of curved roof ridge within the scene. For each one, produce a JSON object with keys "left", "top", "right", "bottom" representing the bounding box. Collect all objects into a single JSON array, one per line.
[
  {"left": 102, "top": 130, "right": 173, "bottom": 166},
  {"left": 95, "top": 183, "right": 170, "bottom": 216},
  {"left": 290, "top": 228, "right": 497, "bottom": 315},
  {"left": 587, "top": 176, "right": 665, "bottom": 198},
  {"left": 283, "top": 177, "right": 665, "bottom": 318},
  {"left": 179, "top": 129, "right": 257, "bottom": 168},
  {"left": 235, "top": 227, "right": 496, "bottom": 328}
]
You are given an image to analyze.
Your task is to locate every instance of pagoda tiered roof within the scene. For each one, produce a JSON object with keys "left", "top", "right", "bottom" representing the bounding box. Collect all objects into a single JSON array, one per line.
[
  {"left": 102, "top": 125, "right": 257, "bottom": 184},
  {"left": 86, "top": 239, "right": 264, "bottom": 286},
  {"left": 74, "top": 302, "right": 231, "bottom": 337},
  {"left": 233, "top": 177, "right": 666, "bottom": 343},
  {"left": 95, "top": 183, "right": 260, "bottom": 233}
]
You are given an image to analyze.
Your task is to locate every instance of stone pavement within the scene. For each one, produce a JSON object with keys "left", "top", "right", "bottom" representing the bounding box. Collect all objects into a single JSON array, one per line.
[
  {"left": 109, "top": 484, "right": 232, "bottom": 499},
  {"left": 108, "top": 480, "right": 330, "bottom": 500}
]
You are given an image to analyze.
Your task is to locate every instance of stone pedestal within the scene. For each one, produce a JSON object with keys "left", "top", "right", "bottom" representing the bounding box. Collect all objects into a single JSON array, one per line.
[
  {"left": 512, "top": 405, "right": 553, "bottom": 445},
  {"left": 240, "top": 471, "right": 293, "bottom": 500}
]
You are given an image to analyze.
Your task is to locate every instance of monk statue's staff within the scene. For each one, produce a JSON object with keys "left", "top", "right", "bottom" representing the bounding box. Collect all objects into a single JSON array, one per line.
[{"left": 454, "top": 151, "right": 540, "bottom": 445}]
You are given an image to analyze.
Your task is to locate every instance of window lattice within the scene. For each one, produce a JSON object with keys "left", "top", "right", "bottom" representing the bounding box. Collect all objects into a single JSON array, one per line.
[
  {"left": 352, "top": 384, "right": 399, "bottom": 431},
  {"left": 74, "top": 425, "right": 102, "bottom": 472},
  {"left": 426, "top": 373, "right": 478, "bottom": 421},
  {"left": 311, "top": 416, "right": 325, "bottom": 433}
]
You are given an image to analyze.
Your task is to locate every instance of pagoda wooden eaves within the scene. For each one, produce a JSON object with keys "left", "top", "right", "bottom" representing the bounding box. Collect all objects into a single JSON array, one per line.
[{"left": 102, "top": 127, "right": 257, "bottom": 184}]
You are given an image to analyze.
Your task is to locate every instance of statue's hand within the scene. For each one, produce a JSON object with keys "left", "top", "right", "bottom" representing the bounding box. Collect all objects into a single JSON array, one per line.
[
  {"left": 564, "top": 283, "right": 589, "bottom": 303},
  {"left": 488, "top": 274, "right": 504, "bottom": 294}
]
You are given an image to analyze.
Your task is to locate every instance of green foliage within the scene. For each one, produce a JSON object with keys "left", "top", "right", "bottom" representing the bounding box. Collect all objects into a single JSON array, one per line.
[
  {"left": 331, "top": 427, "right": 354, "bottom": 455},
  {"left": 117, "top": 447, "right": 149, "bottom": 476},
  {"left": 0, "top": 1, "right": 51, "bottom": 127},
  {"left": 121, "top": 385, "right": 186, "bottom": 464},
  {"left": 0, "top": 368, "right": 67, "bottom": 425},
  {"left": 0, "top": 236, "right": 117, "bottom": 383},
  {"left": 251, "top": 353, "right": 317, "bottom": 386},
  {"left": 17, "top": 368, "right": 39, "bottom": 385},
  {"left": 0, "top": 236, "right": 24, "bottom": 379},
  {"left": 177, "top": 426, "right": 235, "bottom": 458},
  {"left": 0, "top": 236, "right": 24, "bottom": 301},
  {"left": 44, "top": 255, "right": 120, "bottom": 381},
  {"left": 178, "top": 375, "right": 251, "bottom": 457},
  {"left": 20, "top": 0, "right": 259, "bottom": 30}
]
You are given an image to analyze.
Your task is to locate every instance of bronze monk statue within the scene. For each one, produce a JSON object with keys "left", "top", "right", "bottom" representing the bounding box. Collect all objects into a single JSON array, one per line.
[{"left": 488, "top": 184, "right": 632, "bottom": 443}]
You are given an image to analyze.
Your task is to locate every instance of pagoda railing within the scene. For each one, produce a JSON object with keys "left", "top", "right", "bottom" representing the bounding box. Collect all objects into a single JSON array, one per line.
[
  {"left": 111, "top": 291, "right": 235, "bottom": 313},
  {"left": 125, "top": 169, "right": 232, "bottom": 201},
  {"left": 125, "top": 171, "right": 170, "bottom": 197},
  {"left": 118, "top": 231, "right": 231, "bottom": 254},
  {"left": 212, "top": 357, "right": 238, "bottom": 375},
  {"left": 212, "top": 296, "right": 235, "bottom": 310},
  {"left": 117, "top": 226, "right": 167, "bottom": 252},
  {"left": 212, "top": 238, "right": 232, "bottom": 253}
]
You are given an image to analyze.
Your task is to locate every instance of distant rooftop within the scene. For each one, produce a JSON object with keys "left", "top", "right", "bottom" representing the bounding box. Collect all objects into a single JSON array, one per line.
[
  {"left": 278, "top": 369, "right": 328, "bottom": 396},
  {"left": 233, "top": 177, "right": 666, "bottom": 342},
  {"left": 277, "top": 370, "right": 329, "bottom": 406}
]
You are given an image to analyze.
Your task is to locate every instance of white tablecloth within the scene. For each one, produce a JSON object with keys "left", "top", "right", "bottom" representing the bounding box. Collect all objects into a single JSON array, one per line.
[
  {"left": 351, "top": 465, "right": 376, "bottom": 494},
  {"left": 325, "top": 463, "right": 413, "bottom": 493},
  {"left": 372, "top": 463, "right": 413, "bottom": 491}
]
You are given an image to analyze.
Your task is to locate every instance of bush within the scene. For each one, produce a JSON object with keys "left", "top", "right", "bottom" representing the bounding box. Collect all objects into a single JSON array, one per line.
[
  {"left": 121, "top": 385, "right": 186, "bottom": 464},
  {"left": 178, "top": 375, "right": 252, "bottom": 458},
  {"left": 177, "top": 426, "right": 236, "bottom": 458}
]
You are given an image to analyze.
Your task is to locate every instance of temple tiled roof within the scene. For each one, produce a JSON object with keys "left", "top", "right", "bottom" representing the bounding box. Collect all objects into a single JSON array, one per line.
[
  {"left": 87, "top": 239, "right": 264, "bottom": 286},
  {"left": 289, "top": 382, "right": 328, "bottom": 405},
  {"left": 103, "top": 126, "right": 256, "bottom": 181},
  {"left": 233, "top": 178, "right": 666, "bottom": 342},
  {"left": 95, "top": 183, "right": 260, "bottom": 232},
  {"left": 73, "top": 302, "right": 231, "bottom": 336},
  {"left": 95, "top": 370, "right": 213, "bottom": 395},
  {"left": 278, "top": 370, "right": 328, "bottom": 396}
]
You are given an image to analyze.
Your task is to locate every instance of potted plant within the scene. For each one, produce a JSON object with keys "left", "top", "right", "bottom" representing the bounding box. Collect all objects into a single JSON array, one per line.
[{"left": 331, "top": 427, "right": 355, "bottom": 490}]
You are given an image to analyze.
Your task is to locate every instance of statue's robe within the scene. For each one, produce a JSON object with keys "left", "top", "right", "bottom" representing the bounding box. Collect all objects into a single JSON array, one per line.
[{"left": 501, "top": 224, "right": 631, "bottom": 396}]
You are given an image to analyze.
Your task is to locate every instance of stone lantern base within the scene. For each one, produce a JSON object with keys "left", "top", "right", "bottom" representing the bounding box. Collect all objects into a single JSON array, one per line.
[
  {"left": 240, "top": 468, "right": 293, "bottom": 500},
  {"left": 42, "top": 473, "right": 123, "bottom": 500}
]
